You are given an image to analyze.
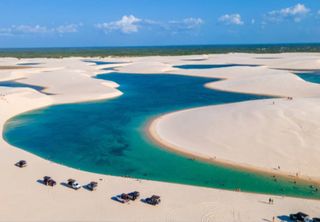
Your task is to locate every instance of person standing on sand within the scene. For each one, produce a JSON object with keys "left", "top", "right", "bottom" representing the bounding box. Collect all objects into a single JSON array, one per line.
[{"left": 268, "top": 198, "right": 274, "bottom": 204}]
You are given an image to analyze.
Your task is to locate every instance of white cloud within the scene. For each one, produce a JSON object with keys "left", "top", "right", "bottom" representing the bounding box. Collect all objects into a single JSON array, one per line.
[
  {"left": 0, "top": 28, "right": 13, "bottom": 36},
  {"left": 13, "top": 25, "right": 49, "bottom": 34},
  {"left": 96, "top": 15, "right": 142, "bottom": 34},
  {"left": 55, "top": 24, "right": 80, "bottom": 33},
  {"left": 0, "top": 24, "right": 80, "bottom": 36},
  {"left": 165, "top": 17, "right": 203, "bottom": 34},
  {"left": 96, "top": 15, "right": 204, "bottom": 34},
  {"left": 169, "top": 17, "right": 203, "bottom": 29},
  {"left": 266, "top": 3, "right": 310, "bottom": 22},
  {"left": 0, "top": 25, "right": 49, "bottom": 35},
  {"left": 218, "top": 14, "right": 244, "bottom": 25}
]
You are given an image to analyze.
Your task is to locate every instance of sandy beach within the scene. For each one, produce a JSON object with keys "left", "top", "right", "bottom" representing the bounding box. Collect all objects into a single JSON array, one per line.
[{"left": 1, "top": 54, "right": 320, "bottom": 221}]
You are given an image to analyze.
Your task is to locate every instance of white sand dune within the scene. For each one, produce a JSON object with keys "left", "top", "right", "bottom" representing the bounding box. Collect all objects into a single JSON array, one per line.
[
  {"left": 151, "top": 98, "right": 320, "bottom": 180},
  {"left": 1, "top": 54, "right": 320, "bottom": 221}
]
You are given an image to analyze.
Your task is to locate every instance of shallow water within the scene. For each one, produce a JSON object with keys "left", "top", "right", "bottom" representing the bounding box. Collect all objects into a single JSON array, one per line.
[
  {"left": 0, "top": 81, "right": 51, "bottom": 95},
  {"left": 84, "top": 60, "right": 124, "bottom": 66},
  {"left": 17, "top": 63, "right": 40, "bottom": 66},
  {"left": 296, "top": 71, "right": 320, "bottom": 84},
  {"left": 173, "top": 64, "right": 259, "bottom": 69},
  {"left": 3, "top": 73, "right": 320, "bottom": 198}
]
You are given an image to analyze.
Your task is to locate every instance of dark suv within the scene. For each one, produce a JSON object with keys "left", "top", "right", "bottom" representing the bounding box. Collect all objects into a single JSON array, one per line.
[{"left": 289, "top": 212, "right": 309, "bottom": 222}]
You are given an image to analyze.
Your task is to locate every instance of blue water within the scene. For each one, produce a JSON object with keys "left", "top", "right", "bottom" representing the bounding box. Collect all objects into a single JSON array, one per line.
[
  {"left": 17, "top": 63, "right": 40, "bottom": 66},
  {"left": 3, "top": 73, "right": 320, "bottom": 198},
  {"left": 296, "top": 71, "right": 320, "bottom": 84},
  {"left": 174, "top": 64, "right": 259, "bottom": 69},
  {"left": 0, "top": 81, "right": 51, "bottom": 95},
  {"left": 84, "top": 60, "right": 124, "bottom": 66},
  {"left": 102, "top": 66, "right": 122, "bottom": 71}
]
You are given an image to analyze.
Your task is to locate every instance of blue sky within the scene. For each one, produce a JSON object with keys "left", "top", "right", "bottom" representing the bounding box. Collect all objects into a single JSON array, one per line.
[{"left": 0, "top": 0, "right": 319, "bottom": 48}]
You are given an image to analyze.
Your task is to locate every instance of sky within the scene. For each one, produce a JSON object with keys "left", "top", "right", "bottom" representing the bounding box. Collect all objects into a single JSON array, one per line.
[{"left": 0, "top": 0, "right": 320, "bottom": 48}]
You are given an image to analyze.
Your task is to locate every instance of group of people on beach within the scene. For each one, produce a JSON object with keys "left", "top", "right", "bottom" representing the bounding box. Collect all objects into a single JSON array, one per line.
[
  {"left": 271, "top": 96, "right": 293, "bottom": 105},
  {"left": 268, "top": 198, "right": 274, "bottom": 204}
]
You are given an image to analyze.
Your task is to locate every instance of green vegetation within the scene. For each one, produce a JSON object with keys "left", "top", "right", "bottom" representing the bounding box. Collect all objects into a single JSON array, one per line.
[{"left": 1, "top": 44, "right": 320, "bottom": 58}]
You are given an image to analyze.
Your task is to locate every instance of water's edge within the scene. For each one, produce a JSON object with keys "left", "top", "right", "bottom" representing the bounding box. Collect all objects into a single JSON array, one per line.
[{"left": 3, "top": 73, "right": 320, "bottom": 199}]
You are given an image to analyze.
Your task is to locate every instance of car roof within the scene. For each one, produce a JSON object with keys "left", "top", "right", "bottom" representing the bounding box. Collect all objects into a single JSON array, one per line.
[{"left": 297, "top": 212, "right": 308, "bottom": 216}]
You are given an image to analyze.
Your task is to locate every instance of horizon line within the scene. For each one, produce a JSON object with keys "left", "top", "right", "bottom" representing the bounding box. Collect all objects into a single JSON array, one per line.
[{"left": 1, "top": 42, "right": 320, "bottom": 50}]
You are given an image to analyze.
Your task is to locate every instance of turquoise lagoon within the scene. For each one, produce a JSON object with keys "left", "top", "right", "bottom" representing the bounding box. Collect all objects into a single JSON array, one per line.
[
  {"left": 296, "top": 71, "right": 320, "bottom": 84},
  {"left": 3, "top": 73, "right": 320, "bottom": 198},
  {"left": 0, "top": 80, "right": 51, "bottom": 95}
]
